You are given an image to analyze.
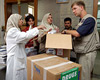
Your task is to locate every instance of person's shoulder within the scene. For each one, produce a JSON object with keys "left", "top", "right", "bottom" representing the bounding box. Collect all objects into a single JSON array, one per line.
[
  {"left": 86, "top": 14, "right": 95, "bottom": 20},
  {"left": 87, "top": 17, "right": 95, "bottom": 20},
  {"left": 7, "top": 27, "right": 19, "bottom": 35},
  {"left": 8, "top": 27, "right": 18, "bottom": 32},
  {"left": 84, "top": 17, "right": 95, "bottom": 23},
  {"left": 7, "top": 28, "right": 16, "bottom": 38}
]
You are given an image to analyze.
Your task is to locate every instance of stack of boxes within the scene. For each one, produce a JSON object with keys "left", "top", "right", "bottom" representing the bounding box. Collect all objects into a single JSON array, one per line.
[
  {"left": 27, "top": 54, "right": 82, "bottom": 80},
  {"left": 0, "top": 45, "right": 7, "bottom": 69},
  {"left": 27, "top": 33, "right": 82, "bottom": 80}
]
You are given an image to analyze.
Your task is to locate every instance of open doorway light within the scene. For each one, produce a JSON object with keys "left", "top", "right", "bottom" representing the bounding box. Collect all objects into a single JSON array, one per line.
[{"left": 28, "top": 5, "right": 34, "bottom": 16}]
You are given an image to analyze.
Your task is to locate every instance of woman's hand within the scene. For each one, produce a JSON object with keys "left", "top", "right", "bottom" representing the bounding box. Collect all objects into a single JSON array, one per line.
[
  {"left": 37, "top": 25, "right": 46, "bottom": 30},
  {"left": 47, "top": 28, "right": 52, "bottom": 33},
  {"left": 55, "top": 27, "right": 59, "bottom": 33},
  {"left": 44, "top": 28, "right": 52, "bottom": 34}
]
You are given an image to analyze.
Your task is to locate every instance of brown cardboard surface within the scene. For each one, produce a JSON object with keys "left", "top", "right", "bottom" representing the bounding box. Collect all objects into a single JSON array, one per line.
[
  {"left": 45, "top": 34, "right": 72, "bottom": 49},
  {"left": 45, "top": 34, "right": 72, "bottom": 59},
  {"left": 59, "top": 49, "right": 70, "bottom": 60},
  {"left": 27, "top": 53, "right": 56, "bottom": 80},
  {"left": 27, "top": 54, "right": 81, "bottom": 80}
]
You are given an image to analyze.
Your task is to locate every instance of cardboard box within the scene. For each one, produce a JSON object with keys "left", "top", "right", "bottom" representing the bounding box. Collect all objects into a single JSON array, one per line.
[
  {"left": 45, "top": 34, "right": 72, "bottom": 60},
  {"left": 27, "top": 54, "right": 81, "bottom": 80}
]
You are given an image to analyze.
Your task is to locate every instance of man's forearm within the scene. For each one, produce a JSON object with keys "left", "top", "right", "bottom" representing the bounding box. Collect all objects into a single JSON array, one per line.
[{"left": 65, "top": 30, "right": 80, "bottom": 37}]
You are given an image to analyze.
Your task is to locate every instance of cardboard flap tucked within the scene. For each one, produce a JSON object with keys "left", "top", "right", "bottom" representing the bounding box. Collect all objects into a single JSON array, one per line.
[{"left": 45, "top": 34, "right": 72, "bottom": 49}]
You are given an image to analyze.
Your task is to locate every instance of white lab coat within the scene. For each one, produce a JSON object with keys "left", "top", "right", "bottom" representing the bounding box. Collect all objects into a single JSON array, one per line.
[{"left": 6, "top": 27, "right": 39, "bottom": 80}]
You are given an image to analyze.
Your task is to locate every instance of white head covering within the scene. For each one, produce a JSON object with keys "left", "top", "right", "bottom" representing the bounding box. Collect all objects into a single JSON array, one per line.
[
  {"left": 6, "top": 14, "right": 22, "bottom": 32},
  {"left": 41, "top": 13, "right": 57, "bottom": 31},
  {"left": 4, "top": 14, "right": 22, "bottom": 41}
]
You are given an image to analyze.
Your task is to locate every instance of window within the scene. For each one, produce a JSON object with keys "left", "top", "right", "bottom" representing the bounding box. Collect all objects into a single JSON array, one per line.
[{"left": 28, "top": 5, "right": 34, "bottom": 16}]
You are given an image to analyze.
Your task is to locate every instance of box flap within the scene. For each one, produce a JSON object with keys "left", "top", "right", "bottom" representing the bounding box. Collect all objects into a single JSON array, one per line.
[{"left": 45, "top": 34, "right": 72, "bottom": 49}]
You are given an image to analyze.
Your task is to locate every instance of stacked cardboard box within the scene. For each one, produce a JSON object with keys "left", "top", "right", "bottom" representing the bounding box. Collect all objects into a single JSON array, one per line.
[
  {"left": 27, "top": 54, "right": 81, "bottom": 80},
  {"left": 0, "top": 46, "right": 7, "bottom": 69},
  {"left": 0, "top": 48, "right": 6, "bottom": 63}
]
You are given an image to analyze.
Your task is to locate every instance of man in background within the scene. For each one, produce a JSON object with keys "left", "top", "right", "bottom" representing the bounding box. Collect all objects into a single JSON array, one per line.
[
  {"left": 64, "top": 17, "right": 72, "bottom": 30},
  {"left": 63, "top": 17, "right": 76, "bottom": 62}
]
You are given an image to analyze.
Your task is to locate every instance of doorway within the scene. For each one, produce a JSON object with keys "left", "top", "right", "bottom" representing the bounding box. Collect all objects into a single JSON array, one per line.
[
  {"left": 4, "top": 0, "right": 38, "bottom": 27},
  {"left": 28, "top": 2, "right": 34, "bottom": 16},
  {"left": 97, "top": 0, "right": 100, "bottom": 30}
]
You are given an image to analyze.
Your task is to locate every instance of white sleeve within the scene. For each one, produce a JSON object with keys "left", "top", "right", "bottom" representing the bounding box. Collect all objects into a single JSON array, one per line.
[{"left": 7, "top": 27, "right": 39, "bottom": 43}]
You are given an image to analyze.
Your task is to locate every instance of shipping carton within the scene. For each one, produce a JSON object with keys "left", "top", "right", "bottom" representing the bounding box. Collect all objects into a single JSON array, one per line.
[
  {"left": 45, "top": 34, "right": 72, "bottom": 60},
  {"left": 27, "top": 54, "right": 81, "bottom": 80}
]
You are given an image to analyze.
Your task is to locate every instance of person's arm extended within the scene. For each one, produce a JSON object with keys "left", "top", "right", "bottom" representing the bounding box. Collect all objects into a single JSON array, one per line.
[
  {"left": 8, "top": 25, "right": 46, "bottom": 44},
  {"left": 62, "top": 30, "right": 80, "bottom": 37},
  {"left": 62, "top": 17, "right": 95, "bottom": 37}
]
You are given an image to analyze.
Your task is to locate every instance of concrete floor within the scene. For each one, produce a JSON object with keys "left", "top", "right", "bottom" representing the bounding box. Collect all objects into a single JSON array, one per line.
[
  {"left": 0, "top": 50, "right": 100, "bottom": 80},
  {"left": 0, "top": 67, "right": 6, "bottom": 80},
  {"left": 92, "top": 49, "right": 100, "bottom": 80}
]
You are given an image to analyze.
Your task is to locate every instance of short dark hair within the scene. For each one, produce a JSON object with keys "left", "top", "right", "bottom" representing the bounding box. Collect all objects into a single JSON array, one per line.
[
  {"left": 25, "top": 14, "right": 35, "bottom": 26},
  {"left": 71, "top": 1, "right": 85, "bottom": 9},
  {"left": 64, "top": 17, "right": 72, "bottom": 23}
]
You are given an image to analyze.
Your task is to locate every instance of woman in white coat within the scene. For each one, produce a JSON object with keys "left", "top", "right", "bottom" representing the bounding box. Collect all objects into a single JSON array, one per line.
[{"left": 5, "top": 14, "right": 45, "bottom": 80}]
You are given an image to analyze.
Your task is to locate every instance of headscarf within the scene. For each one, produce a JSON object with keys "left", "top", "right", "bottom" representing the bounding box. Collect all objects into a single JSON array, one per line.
[
  {"left": 4, "top": 14, "right": 22, "bottom": 41},
  {"left": 6, "top": 14, "right": 22, "bottom": 32},
  {"left": 41, "top": 13, "right": 57, "bottom": 31}
]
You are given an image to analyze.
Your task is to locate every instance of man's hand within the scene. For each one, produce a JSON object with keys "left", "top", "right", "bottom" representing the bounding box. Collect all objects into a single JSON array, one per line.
[{"left": 61, "top": 30, "right": 67, "bottom": 34}]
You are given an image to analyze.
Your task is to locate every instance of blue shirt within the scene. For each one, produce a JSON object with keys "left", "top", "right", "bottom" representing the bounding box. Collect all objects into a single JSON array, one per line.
[{"left": 77, "top": 17, "right": 95, "bottom": 36}]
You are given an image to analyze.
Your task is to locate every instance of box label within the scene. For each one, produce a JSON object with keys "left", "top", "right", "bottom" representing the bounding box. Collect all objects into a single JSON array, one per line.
[
  {"left": 61, "top": 67, "right": 78, "bottom": 80},
  {"left": 46, "top": 48, "right": 56, "bottom": 55},
  {"left": 34, "top": 65, "right": 40, "bottom": 74}
]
